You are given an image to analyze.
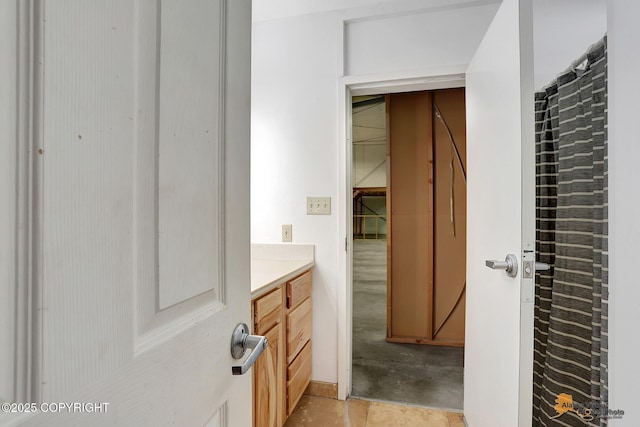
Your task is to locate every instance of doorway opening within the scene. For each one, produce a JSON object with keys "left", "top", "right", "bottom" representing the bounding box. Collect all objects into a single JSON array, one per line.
[{"left": 350, "top": 88, "right": 466, "bottom": 410}]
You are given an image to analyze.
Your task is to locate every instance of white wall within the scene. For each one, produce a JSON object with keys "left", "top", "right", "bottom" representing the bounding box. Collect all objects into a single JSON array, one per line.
[
  {"left": 251, "top": 12, "right": 342, "bottom": 383},
  {"left": 608, "top": 1, "right": 640, "bottom": 424},
  {"left": 353, "top": 144, "right": 386, "bottom": 187},
  {"left": 533, "top": 0, "right": 607, "bottom": 89},
  {"left": 251, "top": 0, "right": 499, "bottom": 384},
  {"left": 345, "top": 3, "right": 500, "bottom": 76},
  {"left": 352, "top": 99, "right": 386, "bottom": 188}
]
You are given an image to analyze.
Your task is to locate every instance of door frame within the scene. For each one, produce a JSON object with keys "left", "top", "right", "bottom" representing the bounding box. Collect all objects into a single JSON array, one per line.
[
  {"left": 6, "top": 0, "right": 42, "bottom": 407},
  {"left": 336, "top": 68, "right": 469, "bottom": 401},
  {"left": 337, "top": 56, "right": 535, "bottom": 427}
]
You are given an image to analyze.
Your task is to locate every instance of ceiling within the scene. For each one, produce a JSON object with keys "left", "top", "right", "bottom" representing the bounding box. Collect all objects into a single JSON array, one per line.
[
  {"left": 252, "top": 0, "right": 503, "bottom": 23},
  {"left": 252, "top": 0, "right": 390, "bottom": 22}
]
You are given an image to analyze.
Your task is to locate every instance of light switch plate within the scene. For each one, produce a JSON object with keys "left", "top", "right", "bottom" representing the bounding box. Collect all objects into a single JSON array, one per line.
[
  {"left": 307, "top": 197, "right": 331, "bottom": 215},
  {"left": 282, "top": 224, "right": 292, "bottom": 242}
]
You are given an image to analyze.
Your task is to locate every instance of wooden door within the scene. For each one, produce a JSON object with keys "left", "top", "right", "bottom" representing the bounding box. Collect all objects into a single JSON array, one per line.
[
  {"left": 432, "top": 88, "right": 467, "bottom": 345},
  {"left": 387, "top": 91, "right": 434, "bottom": 343},
  {"left": 387, "top": 89, "right": 467, "bottom": 346},
  {"left": 2, "top": 1, "right": 253, "bottom": 425}
]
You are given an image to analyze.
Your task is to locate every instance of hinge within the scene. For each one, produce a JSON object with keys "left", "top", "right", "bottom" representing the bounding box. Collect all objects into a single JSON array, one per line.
[{"left": 345, "top": 236, "right": 348, "bottom": 252}]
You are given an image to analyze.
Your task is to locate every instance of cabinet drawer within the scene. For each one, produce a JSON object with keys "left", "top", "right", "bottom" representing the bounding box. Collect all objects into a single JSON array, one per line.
[
  {"left": 286, "top": 298, "right": 312, "bottom": 363},
  {"left": 254, "top": 287, "right": 283, "bottom": 335},
  {"left": 287, "top": 341, "right": 311, "bottom": 416},
  {"left": 287, "top": 270, "right": 312, "bottom": 309}
]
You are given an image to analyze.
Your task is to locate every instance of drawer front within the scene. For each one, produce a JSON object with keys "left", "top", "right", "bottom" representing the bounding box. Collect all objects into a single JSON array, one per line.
[
  {"left": 287, "top": 270, "right": 312, "bottom": 309},
  {"left": 286, "top": 298, "right": 312, "bottom": 363},
  {"left": 287, "top": 341, "right": 312, "bottom": 416},
  {"left": 254, "top": 287, "right": 283, "bottom": 335}
]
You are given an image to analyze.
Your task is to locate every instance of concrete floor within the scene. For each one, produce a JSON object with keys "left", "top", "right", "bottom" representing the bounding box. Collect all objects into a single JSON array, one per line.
[
  {"left": 352, "top": 239, "right": 464, "bottom": 410},
  {"left": 284, "top": 395, "right": 464, "bottom": 427}
]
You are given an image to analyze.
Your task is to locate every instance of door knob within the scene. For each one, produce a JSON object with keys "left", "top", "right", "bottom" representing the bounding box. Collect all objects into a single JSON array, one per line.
[
  {"left": 485, "top": 254, "right": 518, "bottom": 277},
  {"left": 230, "top": 323, "right": 267, "bottom": 375}
]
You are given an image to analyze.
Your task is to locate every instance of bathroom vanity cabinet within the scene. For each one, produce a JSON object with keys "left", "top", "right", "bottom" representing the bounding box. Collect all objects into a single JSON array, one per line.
[{"left": 252, "top": 270, "right": 312, "bottom": 427}]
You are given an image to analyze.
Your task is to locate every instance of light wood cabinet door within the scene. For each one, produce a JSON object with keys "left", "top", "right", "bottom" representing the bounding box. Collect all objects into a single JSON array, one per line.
[
  {"left": 254, "top": 323, "right": 283, "bottom": 427},
  {"left": 252, "top": 269, "right": 312, "bottom": 426}
]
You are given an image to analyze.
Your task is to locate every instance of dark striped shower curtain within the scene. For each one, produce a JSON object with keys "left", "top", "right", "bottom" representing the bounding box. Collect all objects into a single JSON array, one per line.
[{"left": 533, "top": 39, "right": 608, "bottom": 427}]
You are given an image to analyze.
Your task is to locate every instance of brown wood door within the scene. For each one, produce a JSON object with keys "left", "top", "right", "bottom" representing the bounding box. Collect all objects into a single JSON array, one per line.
[
  {"left": 432, "top": 88, "right": 466, "bottom": 345},
  {"left": 387, "top": 88, "right": 466, "bottom": 345},
  {"left": 387, "top": 91, "right": 434, "bottom": 342}
]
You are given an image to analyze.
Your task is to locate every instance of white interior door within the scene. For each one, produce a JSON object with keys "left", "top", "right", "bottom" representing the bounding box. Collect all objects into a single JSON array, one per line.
[
  {"left": 464, "top": 0, "right": 535, "bottom": 426},
  {"left": 2, "top": 1, "right": 252, "bottom": 426}
]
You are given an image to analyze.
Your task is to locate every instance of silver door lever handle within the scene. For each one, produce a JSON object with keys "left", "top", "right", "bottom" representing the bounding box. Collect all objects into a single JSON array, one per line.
[
  {"left": 535, "top": 262, "right": 550, "bottom": 271},
  {"left": 230, "top": 323, "right": 267, "bottom": 375},
  {"left": 485, "top": 254, "right": 518, "bottom": 277}
]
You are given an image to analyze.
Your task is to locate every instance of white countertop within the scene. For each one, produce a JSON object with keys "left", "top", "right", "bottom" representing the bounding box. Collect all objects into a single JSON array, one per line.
[{"left": 251, "top": 244, "right": 315, "bottom": 299}]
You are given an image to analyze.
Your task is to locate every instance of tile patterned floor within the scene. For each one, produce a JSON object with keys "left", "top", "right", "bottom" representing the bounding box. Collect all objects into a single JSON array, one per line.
[{"left": 284, "top": 395, "right": 465, "bottom": 427}]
